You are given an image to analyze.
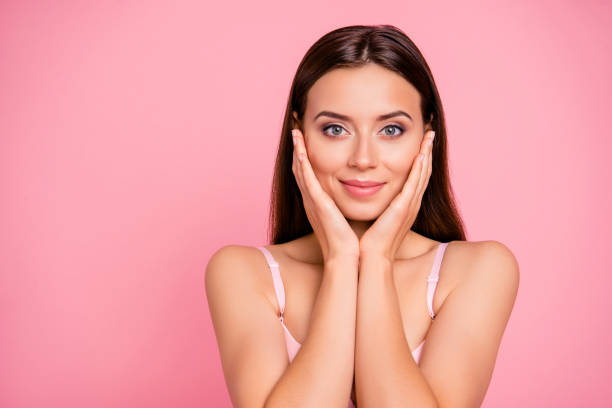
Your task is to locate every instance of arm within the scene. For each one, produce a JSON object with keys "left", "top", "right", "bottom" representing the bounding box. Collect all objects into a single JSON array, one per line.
[
  {"left": 265, "top": 256, "right": 359, "bottom": 408},
  {"left": 355, "top": 255, "right": 438, "bottom": 408},
  {"left": 354, "top": 241, "right": 520, "bottom": 407},
  {"left": 205, "top": 245, "right": 358, "bottom": 408}
]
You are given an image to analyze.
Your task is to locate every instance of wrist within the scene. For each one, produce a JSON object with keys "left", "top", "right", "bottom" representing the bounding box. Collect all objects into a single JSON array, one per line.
[
  {"left": 359, "top": 251, "right": 393, "bottom": 265},
  {"left": 324, "top": 254, "right": 360, "bottom": 270},
  {"left": 358, "top": 254, "right": 394, "bottom": 274}
]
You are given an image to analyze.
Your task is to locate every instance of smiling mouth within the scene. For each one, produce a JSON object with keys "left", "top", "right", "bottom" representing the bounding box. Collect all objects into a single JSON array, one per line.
[
  {"left": 340, "top": 179, "right": 385, "bottom": 187},
  {"left": 340, "top": 180, "right": 385, "bottom": 198}
]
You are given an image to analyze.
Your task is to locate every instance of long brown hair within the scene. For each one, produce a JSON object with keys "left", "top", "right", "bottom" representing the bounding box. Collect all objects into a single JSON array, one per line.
[{"left": 267, "top": 24, "right": 467, "bottom": 245}]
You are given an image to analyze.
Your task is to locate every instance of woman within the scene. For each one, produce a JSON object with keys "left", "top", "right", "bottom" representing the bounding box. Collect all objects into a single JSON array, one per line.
[{"left": 206, "top": 24, "right": 519, "bottom": 408}]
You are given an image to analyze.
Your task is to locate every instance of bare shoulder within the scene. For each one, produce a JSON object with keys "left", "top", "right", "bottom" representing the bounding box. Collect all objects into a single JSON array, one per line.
[
  {"left": 204, "top": 244, "right": 294, "bottom": 407},
  {"left": 445, "top": 240, "right": 521, "bottom": 323},
  {"left": 205, "top": 244, "right": 272, "bottom": 296},
  {"left": 435, "top": 240, "right": 520, "bottom": 312},
  {"left": 419, "top": 241, "right": 520, "bottom": 406},
  {"left": 468, "top": 240, "right": 520, "bottom": 289},
  {"left": 205, "top": 244, "right": 264, "bottom": 271},
  {"left": 444, "top": 239, "right": 520, "bottom": 283},
  {"left": 205, "top": 244, "right": 287, "bottom": 315}
]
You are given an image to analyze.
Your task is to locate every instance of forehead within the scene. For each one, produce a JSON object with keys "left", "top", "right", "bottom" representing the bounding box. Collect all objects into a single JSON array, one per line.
[{"left": 305, "top": 63, "right": 421, "bottom": 121}]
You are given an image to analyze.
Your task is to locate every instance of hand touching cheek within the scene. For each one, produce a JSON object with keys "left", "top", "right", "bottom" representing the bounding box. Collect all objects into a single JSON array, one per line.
[{"left": 359, "top": 130, "right": 436, "bottom": 261}]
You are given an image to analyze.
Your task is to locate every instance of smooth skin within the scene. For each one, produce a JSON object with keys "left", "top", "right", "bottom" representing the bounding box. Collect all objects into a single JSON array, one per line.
[
  {"left": 206, "top": 63, "right": 520, "bottom": 407},
  {"left": 293, "top": 125, "right": 432, "bottom": 263}
]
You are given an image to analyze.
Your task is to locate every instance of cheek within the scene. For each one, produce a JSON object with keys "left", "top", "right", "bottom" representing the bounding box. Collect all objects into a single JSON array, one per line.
[
  {"left": 307, "top": 148, "right": 349, "bottom": 198},
  {"left": 382, "top": 148, "right": 419, "bottom": 187},
  {"left": 381, "top": 138, "right": 420, "bottom": 160},
  {"left": 306, "top": 150, "right": 333, "bottom": 189},
  {"left": 309, "top": 160, "right": 337, "bottom": 195},
  {"left": 306, "top": 138, "right": 345, "bottom": 175}
]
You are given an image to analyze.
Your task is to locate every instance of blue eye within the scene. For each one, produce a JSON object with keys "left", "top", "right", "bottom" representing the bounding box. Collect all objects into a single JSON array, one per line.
[
  {"left": 322, "top": 124, "right": 348, "bottom": 137},
  {"left": 321, "top": 124, "right": 404, "bottom": 138},
  {"left": 382, "top": 124, "right": 404, "bottom": 137}
]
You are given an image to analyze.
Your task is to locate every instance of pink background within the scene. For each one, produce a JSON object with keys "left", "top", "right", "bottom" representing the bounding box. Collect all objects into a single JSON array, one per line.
[{"left": 1, "top": 1, "right": 610, "bottom": 407}]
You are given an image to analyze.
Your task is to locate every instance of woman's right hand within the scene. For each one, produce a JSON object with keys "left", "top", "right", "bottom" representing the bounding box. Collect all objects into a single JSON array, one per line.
[{"left": 291, "top": 128, "right": 360, "bottom": 264}]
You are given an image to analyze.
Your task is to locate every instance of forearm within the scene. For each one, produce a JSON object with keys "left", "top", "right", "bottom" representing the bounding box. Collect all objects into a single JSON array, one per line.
[
  {"left": 265, "top": 257, "right": 358, "bottom": 408},
  {"left": 355, "top": 256, "right": 438, "bottom": 408}
]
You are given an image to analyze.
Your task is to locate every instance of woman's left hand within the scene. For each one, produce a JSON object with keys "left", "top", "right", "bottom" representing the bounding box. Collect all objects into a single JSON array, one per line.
[{"left": 359, "top": 130, "right": 435, "bottom": 262}]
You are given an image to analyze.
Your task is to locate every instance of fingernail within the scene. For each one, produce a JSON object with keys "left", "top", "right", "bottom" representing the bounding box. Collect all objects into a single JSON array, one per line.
[{"left": 431, "top": 131, "right": 436, "bottom": 140}]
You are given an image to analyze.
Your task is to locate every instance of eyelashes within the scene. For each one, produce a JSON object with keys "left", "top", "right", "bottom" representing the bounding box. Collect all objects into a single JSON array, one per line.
[{"left": 321, "top": 123, "right": 405, "bottom": 138}]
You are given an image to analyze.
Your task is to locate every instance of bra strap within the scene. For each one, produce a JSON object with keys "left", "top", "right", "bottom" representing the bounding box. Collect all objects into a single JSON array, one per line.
[
  {"left": 256, "top": 246, "right": 285, "bottom": 316},
  {"left": 426, "top": 242, "right": 449, "bottom": 319}
]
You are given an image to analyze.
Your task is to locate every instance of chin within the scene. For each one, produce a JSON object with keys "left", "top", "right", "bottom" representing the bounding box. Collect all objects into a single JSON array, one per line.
[{"left": 337, "top": 200, "right": 386, "bottom": 222}]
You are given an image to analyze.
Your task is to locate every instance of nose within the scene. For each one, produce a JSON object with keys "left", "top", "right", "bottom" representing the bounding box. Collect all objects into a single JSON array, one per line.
[{"left": 347, "top": 134, "right": 378, "bottom": 170}]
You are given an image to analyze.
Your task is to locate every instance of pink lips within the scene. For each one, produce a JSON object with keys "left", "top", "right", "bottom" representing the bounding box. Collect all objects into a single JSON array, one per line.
[{"left": 340, "top": 179, "right": 385, "bottom": 198}]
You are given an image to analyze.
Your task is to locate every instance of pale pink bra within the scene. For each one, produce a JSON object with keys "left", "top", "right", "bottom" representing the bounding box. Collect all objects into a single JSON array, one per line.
[{"left": 257, "top": 242, "right": 449, "bottom": 407}]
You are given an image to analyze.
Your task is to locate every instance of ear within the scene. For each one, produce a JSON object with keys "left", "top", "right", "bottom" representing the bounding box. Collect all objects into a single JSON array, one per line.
[
  {"left": 424, "top": 112, "right": 434, "bottom": 133},
  {"left": 291, "top": 111, "right": 301, "bottom": 129}
]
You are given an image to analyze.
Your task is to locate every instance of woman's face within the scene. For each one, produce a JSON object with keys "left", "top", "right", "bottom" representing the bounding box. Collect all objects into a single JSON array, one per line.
[{"left": 293, "top": 63, "right": 432, "bottom": 221}]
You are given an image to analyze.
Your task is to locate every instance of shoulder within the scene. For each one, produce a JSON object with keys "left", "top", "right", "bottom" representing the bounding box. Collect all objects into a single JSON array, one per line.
[
  {"left": 470, "top": 240, "right": 520, "bottom": 288},
  {"left": 445, "top": 239, "right": 519, "bottom": 280},
  {"left": 205, "top": 244, "right": 260, "bottom": 276},
  {"left": 205, "top": 244, "right": 292, "bottom": 313},
  {"left": 418, "top": 241, "right": 520, "bottom": 406},
  {"left": 205, "top": 245, "right": 272, "bottom": 300},
  {"left": 204, "top": 245, "right": 301, "bottom": 407},
  {"left": 453, "top": 240, "right": 520, "bottom": 308},
  {"left": 440, "top": 240, "right": 520, "bottom": 306}
]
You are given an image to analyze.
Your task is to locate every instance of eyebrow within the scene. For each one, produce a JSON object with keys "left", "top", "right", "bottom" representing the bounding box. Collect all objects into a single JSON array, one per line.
[{"left": 313, "top": 110, "right": 413, "bottom": 123}]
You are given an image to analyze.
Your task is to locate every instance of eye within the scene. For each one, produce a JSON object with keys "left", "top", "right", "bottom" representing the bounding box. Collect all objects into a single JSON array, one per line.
[
  {"left": 382, "top": 124, "right": 404, "bottom": 138},
  {"left": 321, "top": 124, "right": 405, "bottom": 139},
  {"left": 321, "top": 124, "right": 348, "bottom": 137}
]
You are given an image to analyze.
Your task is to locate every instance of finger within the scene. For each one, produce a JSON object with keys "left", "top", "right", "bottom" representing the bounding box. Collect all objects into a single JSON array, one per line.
[
  {"left": 399, "top": 149, "right": 425, "bottom": 202},
  {"left": 291, "top": 129, "right": 337, "bottom": 240},
  {"left": 375, "top": 154, "right": 425, "bottom": 231},
  {"left": 291, "top": 130, "right": 300, "bottom": 183},
  {"left": 383, "top": 151, "right": 422, "bottom": 218},
  {"left": 427, "top": 132, "right": 433, "bottom": 180},
  {"left": 421, "top": 139, "right": 433, "bottom": 203},
  {"left": 292, "top": 129, "right": 306, "bottom": 188},
  {"left": 417, "top": 131, "right": 434, "bottom": 195},
  {"left": 416, "top": 132, "right": 434, "bottom": 211},
  {"left": 293, "top": 129, "right": 329, "bottom": 202},
  {"left": 292, "top": 129, "right": 323, "bottom": 219},
  {"left": 292, "top": 130, "right": 308, "bottom": 197},
  {"left": 293, "top": 128, "right": 308, "bottom": 163}
]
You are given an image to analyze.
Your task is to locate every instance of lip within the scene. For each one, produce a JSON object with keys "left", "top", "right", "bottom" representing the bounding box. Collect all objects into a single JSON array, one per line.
[
  {"left": 341, "top": 179, "right": 385, "bottom": 187},
  {"left": 340, "top": 179, "right": 385, "bottom": 198}
]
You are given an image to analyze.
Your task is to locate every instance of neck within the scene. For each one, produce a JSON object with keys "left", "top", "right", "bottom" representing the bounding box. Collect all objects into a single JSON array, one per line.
[
  {"left": 302, "top": 219, "right": 427, "bottom": 262},
  {"left": 347, "top": 219, "right": 374, "bottom": 240}
]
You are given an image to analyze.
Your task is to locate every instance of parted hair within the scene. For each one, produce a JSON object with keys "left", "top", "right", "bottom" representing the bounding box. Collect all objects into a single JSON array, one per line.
[{"left": 267, "top": 24, "right": 467, "bottom": 245}]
